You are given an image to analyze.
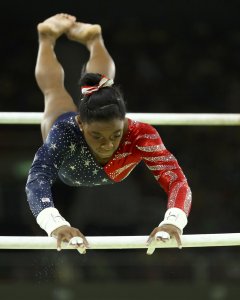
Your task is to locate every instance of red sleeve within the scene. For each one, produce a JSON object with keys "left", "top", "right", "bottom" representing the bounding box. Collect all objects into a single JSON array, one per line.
[{"left": 135, "top": 123, "right": 192, "bottom": 215}]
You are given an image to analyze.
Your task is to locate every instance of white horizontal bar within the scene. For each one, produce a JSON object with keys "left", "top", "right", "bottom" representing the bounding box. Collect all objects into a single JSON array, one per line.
[
  {"left": 0, "top": 234, "right": 240, "bottom": 250},
  {"left": 0, "top": 112, "right": 42, "bottom": 125},
  {"left": 127, "top": 113, "right": 240, "bottom": 126},
  {"left": 0, "top": 112, "right": 240, "bottom": 125}
]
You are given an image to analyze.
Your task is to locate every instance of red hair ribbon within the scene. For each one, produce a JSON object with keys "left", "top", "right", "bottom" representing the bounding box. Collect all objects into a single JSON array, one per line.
[{"left": 81, "top": 75, "right": 114, "bottom": 96}]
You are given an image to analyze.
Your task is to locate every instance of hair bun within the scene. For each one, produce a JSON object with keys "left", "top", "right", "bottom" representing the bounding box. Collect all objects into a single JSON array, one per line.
[{"left": 79, "top": 73, "right": 102, "bottom": 88}]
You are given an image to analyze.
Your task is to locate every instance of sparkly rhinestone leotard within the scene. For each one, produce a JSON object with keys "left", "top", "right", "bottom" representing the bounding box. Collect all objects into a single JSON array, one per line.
[{"left": 26, "top": 112, "right": 192, "bottom": 217}]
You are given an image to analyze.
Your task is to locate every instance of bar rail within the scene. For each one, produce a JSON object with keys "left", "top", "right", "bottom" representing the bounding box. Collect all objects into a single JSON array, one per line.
[
  {"left": 1, "top": 112, "right": 240, "bottom": 125},
  {"left": 0, "top": 233, "right": 240, "bottom": 250}
]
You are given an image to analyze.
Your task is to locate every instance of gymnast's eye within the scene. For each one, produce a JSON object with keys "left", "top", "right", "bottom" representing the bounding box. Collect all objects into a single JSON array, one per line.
[
  {"left": 111, "top": 133, "right": 121, "bottom": 140},
  {"left": 92, "top": 135, "right": 102, "bottom": 140}
]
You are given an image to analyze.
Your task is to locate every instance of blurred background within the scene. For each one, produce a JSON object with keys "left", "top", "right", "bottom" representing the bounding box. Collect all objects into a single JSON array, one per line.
[{"left": 0, "top": 0, "right": 240, "bottom": 299}]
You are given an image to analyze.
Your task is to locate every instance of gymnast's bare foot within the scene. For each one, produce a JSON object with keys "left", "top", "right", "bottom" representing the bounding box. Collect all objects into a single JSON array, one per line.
[
  {"left": 66, "top": 22, "right": 102, "bottom": 46},
  {"left": 37, "top": 13, "right": 76, "bottom": 39}
]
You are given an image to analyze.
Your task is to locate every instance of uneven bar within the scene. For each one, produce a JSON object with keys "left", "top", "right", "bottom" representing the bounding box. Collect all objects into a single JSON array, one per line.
[
  {"left": 0, "top": 234, "right": 240, "bottom": 250},
  {"left": 1, "top": 112, "right": 240, "bottom": 125}
]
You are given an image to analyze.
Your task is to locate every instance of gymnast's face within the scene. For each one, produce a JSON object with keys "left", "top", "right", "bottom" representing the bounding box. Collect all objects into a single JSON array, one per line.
[{"left": 77, "top": 117, "right": 125, "bottom": 161}]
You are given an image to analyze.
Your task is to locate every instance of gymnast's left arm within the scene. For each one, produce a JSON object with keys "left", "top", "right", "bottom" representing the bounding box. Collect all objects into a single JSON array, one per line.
[{"left": 136, "top": 124, "right": 192, "bottom": 254}]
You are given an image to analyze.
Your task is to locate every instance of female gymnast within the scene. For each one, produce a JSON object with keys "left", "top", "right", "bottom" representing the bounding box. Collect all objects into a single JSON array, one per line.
[{"left": 25, "top": 13, "right": 192, "bottom": 255}]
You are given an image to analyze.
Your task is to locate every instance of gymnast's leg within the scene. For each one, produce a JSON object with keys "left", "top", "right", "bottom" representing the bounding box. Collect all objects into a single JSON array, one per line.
[
  {"left": 35, "top": 13, "right": 78, "bottom": 141},
  {"left": 36, "top": 14, "right": 116, "bottom": 141},
  {"left": 66, "top": 21, "right": 116, "bottom": 79}
]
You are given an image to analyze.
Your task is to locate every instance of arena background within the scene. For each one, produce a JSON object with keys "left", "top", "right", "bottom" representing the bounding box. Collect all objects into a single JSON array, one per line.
[{"left": 0, "top": 0, "right": 240, "bottom": 299}]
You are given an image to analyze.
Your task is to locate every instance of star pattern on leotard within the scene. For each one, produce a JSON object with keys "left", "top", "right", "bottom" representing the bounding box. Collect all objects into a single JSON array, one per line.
[{"left": 26, "top": 112, "right": 114, "bottom": 217}]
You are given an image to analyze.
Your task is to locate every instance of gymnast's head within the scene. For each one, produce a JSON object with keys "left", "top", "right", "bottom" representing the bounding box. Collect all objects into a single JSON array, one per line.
[{"left": 76, "top": 73, "right": 127, "bottom": 160}]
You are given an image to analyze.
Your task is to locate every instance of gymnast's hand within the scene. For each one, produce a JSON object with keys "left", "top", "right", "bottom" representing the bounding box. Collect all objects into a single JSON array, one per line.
[
  {"left": 146, "top": 224, "right": 182, "bottom": 255},
  {"left": 51, "top": 225, "right": 89, "bottom": 254}
]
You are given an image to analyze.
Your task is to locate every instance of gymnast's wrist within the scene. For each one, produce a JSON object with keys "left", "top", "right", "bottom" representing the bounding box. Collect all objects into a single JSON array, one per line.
[
  {"left": 36, "top": 207, "right": 71, "bottom": 236},
  {"left": 159, "top": 207, "right": 188, "bottom": 234}
]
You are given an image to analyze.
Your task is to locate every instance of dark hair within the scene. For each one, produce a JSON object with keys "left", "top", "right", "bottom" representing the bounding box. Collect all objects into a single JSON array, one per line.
[{"left": 78, "top": 73, "right": 126, "bottom": 123}]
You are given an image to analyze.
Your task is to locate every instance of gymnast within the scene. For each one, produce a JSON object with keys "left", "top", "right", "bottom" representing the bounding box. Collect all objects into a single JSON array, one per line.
[{"left": 25, "top": 13, "right": 192, "bottom": 255}]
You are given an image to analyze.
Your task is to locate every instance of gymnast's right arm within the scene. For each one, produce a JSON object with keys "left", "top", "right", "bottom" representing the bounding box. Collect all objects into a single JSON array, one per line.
[{"left": 25, "top": 122, "right": 89, "bottom": 251}]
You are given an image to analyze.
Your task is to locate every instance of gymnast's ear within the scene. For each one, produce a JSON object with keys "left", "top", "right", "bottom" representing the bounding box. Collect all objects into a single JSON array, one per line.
[{"left": 75, "top": 115, "right": 83, "bottom": 131}]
